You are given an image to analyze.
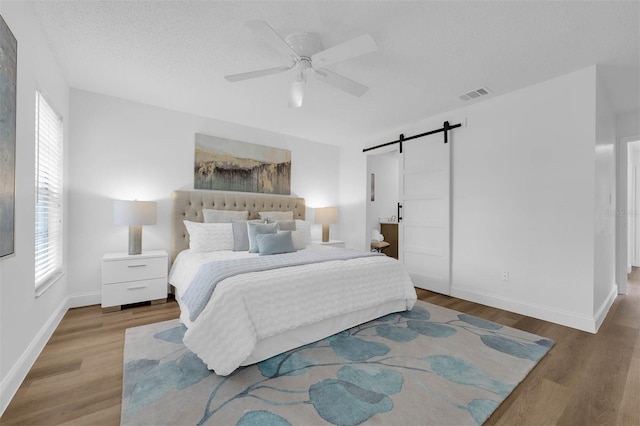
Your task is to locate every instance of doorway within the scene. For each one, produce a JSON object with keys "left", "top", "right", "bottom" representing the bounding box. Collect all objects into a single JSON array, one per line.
[
  {"left": 628, "top": 141, "right": 640, "bottom": 271},
  {"left": 366, "top": 149, "right": 400, "bottom": 257},
  {"left": 365, "top": 130, "right": 453, "bottom": 295},
  {"left": 616, "top": 136, "right": 640, "bottom": 295}
]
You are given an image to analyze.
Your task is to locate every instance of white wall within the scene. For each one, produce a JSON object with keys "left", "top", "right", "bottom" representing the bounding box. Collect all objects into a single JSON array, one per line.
[
  {"left": 339, "top": 145, "right": 368, "bottom": 251},
  {"left": 0, "top": 2, "right": 70, "bottom": 414},
  {"left": 340, "top": 66, "right": 613, "bottom": 332},
  {"left": 67, "top": 89, "right": 340, "bottom": 302},
  {"left": 616, "top": 111, "right": 640, "bottom": 139},
  {"left": 593, "top": 71, "right": 617, "bottom": 319},
  {"left": 450, "top": 67, "right": 601, "bottom": 329}
]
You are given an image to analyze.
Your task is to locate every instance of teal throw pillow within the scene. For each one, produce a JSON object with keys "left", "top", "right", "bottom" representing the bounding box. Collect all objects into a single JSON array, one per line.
[
  {"left": 256, "top": 231, "right": 296, "bottom": 256},
  {"left": 247, "top": 222, "right": 278, "bottom": 253}
]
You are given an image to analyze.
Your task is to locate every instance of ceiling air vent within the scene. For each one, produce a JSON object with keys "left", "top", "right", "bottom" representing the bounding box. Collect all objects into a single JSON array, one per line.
[{"left": 459, "top": 86, "right": 492, "bottom": 101}]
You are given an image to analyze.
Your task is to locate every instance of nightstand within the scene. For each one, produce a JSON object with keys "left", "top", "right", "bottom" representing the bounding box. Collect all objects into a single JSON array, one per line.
[
  {"left": 101, "top": 250, "right": 168, "bottom": 312},
  {"left": 312, "top": 240, "right": 345, "bottom": 248}
]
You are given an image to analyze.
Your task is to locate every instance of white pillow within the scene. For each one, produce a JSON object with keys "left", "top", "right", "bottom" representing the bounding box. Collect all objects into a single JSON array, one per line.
[
  {"left": 295, "top": 220, "right": 312, "bottom": 245},
  {"left": 183, "top": 220, "right": 233, "bottom": 252},
  {"left": 203, "top": 209, "right": 249, "bottom": 223},
  {"left": 287, "top": 230, "right": 307, "bottom": 250},
  {"left": 258, "top": 211, "right": 294, "bottom": 221}
]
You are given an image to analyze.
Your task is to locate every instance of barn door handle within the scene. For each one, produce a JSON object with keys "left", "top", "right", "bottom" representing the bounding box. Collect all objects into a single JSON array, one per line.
[{"left": 397, "top": 203, "right": 403, "bottom": 222}]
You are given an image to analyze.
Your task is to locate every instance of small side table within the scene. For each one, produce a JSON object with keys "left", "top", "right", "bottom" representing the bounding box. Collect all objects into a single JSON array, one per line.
[
  {"left": 101, "top": 250, "right": 168, "bottom": 312},
  {"left": 371, "top": 241, "right": 390, "bottom": 253}
]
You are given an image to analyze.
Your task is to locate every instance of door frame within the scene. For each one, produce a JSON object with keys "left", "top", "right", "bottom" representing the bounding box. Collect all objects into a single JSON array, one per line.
[
  {"left": 365, "top": 145, "right": 400, "bottom": 258},
  {"left": 616, "top": 135, "right": 640, "bottom": 295}
]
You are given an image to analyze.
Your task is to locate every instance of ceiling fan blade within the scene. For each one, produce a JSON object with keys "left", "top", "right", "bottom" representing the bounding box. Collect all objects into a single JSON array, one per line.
[
  {"left": 311, "top": 34, "right": 377, "bottom": 67},
  {"left": 224, "top": 65, "right": 292, "bottom": 82},
  {"left": 314, "top": 68, "right": 369, "bottom": 97},
  {"left": 288, "top": 76, "right": 306, "bottom": 108},
  {"left": 245, "top": 20, "right": 299, "bottom": 61}
]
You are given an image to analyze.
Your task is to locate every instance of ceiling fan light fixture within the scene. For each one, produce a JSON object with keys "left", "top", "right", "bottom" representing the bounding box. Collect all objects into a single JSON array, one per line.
[
  {"left": 294, "top": 70, "right": 307, "bottom": 84},
  {"left": 226, "top": 20, "right": 378, "bottom": 106},
  {"left": 289, "top": 73, "right": 306, "bottom": 108}
]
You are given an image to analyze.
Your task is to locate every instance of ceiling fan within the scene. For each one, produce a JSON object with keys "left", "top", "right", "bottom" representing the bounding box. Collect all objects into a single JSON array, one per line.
[{"left": 224, "top": 20, "right": 378, "bottom": 108}]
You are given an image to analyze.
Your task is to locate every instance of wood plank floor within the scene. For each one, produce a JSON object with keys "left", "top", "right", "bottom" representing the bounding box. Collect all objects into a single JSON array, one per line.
[{"left": 2, "top": 272, "right": 639, "bottom": 425}]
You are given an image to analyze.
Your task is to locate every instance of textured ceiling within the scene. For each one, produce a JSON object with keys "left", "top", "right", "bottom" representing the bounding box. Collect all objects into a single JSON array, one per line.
[{"left": 29, "top": 0, "right": 640, "bottom": 147}]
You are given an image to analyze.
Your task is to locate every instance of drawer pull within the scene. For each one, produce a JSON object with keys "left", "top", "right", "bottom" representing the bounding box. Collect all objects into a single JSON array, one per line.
[
  {"left": 128, "top": 285, "right": 148, "bottom": 290},
  {"left": 127, "top": 264, "right": 147, "bottom": 268}
]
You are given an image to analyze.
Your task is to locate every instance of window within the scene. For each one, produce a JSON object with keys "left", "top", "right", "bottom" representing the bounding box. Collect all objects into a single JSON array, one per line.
[{"left": 35, "top": 91, "right": 63, "bottom": 292}]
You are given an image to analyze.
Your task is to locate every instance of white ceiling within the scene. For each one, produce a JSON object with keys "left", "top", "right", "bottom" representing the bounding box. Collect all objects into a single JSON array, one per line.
[{"left": 29, "top": 0, "right": 640, "bottom": 147}]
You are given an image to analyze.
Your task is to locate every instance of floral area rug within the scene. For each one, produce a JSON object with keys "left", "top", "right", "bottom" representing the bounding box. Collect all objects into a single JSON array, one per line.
[{"left": 121, "top": 300, "right": 553, "bottom": 426}]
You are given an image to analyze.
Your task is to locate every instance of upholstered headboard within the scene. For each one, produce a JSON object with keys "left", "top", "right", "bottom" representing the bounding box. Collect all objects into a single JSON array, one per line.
[{"left": 171, "top": 190, "right": 306, "bottom": 263}]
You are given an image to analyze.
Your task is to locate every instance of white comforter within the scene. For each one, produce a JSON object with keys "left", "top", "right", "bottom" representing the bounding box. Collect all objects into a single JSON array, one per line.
[{"left": 169, "top": 245, "right": 417, "bottom": 375}]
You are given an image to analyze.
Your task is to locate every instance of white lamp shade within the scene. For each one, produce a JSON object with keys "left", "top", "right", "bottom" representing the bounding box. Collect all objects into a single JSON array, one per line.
[
  {"left": 314, "top": 207, "right": 338, "bottom": 224},
  {"left": 113, "top": 200, "right": 157, "bottom": 225}
]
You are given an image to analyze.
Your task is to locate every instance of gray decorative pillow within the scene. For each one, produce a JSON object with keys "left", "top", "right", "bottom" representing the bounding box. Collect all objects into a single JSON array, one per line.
[
  {"left": 258, "top": 211, "right": 294, "bottom": 221},
  {"left": 203, "top": 209, "right": 249, "bottom": 223},
  {"left": 247, "top": 222, "right": 278, "bottom": 253},
  {"left": 231, "top": 219, "right": 264, "bottom": 251},
  {"left": 269, "top": 219, "right": 296, "bottom": 231},
  {"left": 256, "top": 231, "right": 295, "bottom": 256},
  {"left": 231, "top": 220, "right": 250, "bottom": 251}
]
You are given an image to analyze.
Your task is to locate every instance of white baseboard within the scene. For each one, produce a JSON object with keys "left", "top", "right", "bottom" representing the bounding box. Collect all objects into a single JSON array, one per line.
[
  {"left": 0, "top": 296, "right": 69, "bottom": 416},
  {"left": 594, "top": 285, "right": 617, "bottom": 333},
  {"left": 67, "top": 291, "right": 101, "bottom": 308},
  {"left": 451, "top": 286, "right": 608, "bottom": 333},
  {"left": 0, "top": 290, "right": 102, "bottom": 416}
]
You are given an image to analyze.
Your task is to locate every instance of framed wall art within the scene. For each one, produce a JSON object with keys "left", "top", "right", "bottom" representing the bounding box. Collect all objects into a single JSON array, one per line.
[
  {"left": 1, "top": 14, "right": 17, "bottom": 258},
  {"left": 194, "top": 134, "right": 291, "bottom": 195}
]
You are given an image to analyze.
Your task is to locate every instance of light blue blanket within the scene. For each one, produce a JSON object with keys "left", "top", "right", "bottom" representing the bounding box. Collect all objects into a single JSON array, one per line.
[{"left": 181, "top": 249, "right": 383, "bottom": 322}]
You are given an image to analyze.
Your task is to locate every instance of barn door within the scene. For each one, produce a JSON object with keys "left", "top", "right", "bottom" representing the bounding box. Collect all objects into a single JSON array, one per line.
[{"left": 398, "top": 133, "right": 451, "bottom": 295}]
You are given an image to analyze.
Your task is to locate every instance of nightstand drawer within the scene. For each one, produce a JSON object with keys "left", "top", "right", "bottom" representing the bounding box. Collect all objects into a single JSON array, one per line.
[
  {"left": 101, "top": 278, "right": 167, "bottom": 307},
  {"left": 102, "top": 256, "right": 166, "bottom": 284}
]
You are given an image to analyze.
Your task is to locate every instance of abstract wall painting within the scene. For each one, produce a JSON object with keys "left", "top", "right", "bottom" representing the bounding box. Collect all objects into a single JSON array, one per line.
[
  {"left": 0, "top": 15, "right": 17, "bottom": 258},
  {"left": 194, "top": 134, "right": 291, "bottom": 195}
]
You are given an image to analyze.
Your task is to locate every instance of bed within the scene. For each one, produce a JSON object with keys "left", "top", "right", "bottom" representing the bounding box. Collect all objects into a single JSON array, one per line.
[{"left": 168, "top": 190, "right": 417, "bottom": 375}]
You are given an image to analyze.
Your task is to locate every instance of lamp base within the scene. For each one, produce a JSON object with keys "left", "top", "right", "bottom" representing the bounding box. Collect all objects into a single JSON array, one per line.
[
  {"left": 128, "top": 225, "right": 142, "bottom": 255},
  {"left": 321, "top": 224, "right": 330, "bottom": 242}
]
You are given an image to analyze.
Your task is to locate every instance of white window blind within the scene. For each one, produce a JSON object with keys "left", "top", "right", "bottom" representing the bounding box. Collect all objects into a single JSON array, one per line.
[{"left": 35, "top": 91, "right": 63, "bottom": 290}]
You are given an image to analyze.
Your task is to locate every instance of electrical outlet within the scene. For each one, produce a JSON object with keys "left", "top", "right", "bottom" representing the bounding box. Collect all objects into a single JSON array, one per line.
[{"left": 502, "top": 271, "right": 510, "bottom": 281}]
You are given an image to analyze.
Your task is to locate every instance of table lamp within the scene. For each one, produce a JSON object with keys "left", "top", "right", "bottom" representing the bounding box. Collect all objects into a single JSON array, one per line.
[
  {"left": 314, "top": 207, "right": 338, "bottom": 242},
  {"left": 113, "top": 200, "right": 157, "bottom": 255}
]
